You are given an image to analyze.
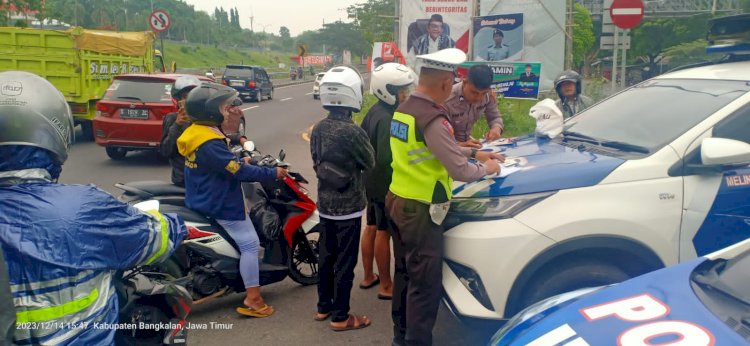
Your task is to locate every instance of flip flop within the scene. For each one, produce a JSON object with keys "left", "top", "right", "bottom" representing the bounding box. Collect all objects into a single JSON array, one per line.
[
  {"left": 359, "top": 274, "right": 380, "bottom": 289},
  {"left": 314, "top": 312, "right": 331, "bottom": 321},
  {"left": 236, "top": 304, "right": 274, "bottom": 318},
  {"left": 330, "top": 314, "right": 371, "bottom": 332},
  {"left": 377, "top": 294, "right": 392, "bottom": 301}
]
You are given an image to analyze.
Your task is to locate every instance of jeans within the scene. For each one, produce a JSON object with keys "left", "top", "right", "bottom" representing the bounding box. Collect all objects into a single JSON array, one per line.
[
  {"left": 217, "top": 217, "right": 260, "bottom": 288},
  {"left": 316, "top": 216, "right": 362, "bottom": 322}
]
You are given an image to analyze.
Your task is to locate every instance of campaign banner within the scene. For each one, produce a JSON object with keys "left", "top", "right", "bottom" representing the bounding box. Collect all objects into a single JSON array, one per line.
[
  {"left": 458, "top": 61, "right": 542, "bottom": 99},
  {"left": 400, "top": 0, "right": 475, "bottom": 67},
  {"left": 292, "top": 55, "right": 332, "bottom": 66},
  {"left": 480, "top": 0, "right": 565, "bottom": 91},
  {"left": 370, "top": 42, "right": 406, "bottom": 71},
  {"left": 473, "top": 13, "right": 524, "bottom": 62}
]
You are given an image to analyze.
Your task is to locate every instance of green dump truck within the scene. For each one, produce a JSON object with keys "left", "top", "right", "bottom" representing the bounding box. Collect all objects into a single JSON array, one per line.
[{"left": 0, "top": 26, "right": 165, "bottom": 140}]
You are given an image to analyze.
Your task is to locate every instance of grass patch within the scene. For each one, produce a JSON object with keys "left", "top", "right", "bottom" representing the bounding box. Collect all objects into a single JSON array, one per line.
[
  {"left": 354, "top": 94, "right": 537, "bottom": 138},
  {"left": 161, "top": 41, "right": 290, "bottom": 73}
]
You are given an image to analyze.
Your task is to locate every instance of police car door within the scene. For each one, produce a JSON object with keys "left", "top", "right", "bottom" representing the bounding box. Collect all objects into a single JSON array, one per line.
[{"left": 679, "top": 102, "right": 750, "bottom": 260}]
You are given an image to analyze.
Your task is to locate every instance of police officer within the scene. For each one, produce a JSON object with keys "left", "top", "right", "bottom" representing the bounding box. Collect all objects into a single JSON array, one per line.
[
  {"left": 0, "top": 71, "right": 186, "bottom": 345},
  {"left": 386, "top": 49, "right": 502, "bottom": 346},
  {"left": 487, "top": 29, "right": 511, "bottom": 61}
]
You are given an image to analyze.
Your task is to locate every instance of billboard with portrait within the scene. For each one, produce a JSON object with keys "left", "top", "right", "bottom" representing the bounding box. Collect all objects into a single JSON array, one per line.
[
  {"left": 473, "top": 13, "right": 524, "bottom": 62},
  {"left": 400, "top": 0, "right": 475, "bottom": 67},
  {"left": 480, "top": 0, "right": 565, "bottom": 91},
  {"left": 458, "top": 61, "right": 542, "bottom": 99}
]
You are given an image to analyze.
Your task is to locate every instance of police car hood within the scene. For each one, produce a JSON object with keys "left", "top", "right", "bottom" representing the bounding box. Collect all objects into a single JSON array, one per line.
[
  {"left": 492, "top": 255, "right": 749, "bottom": 345},
  {"left": 453, "top": 136, "right": 625, "bottom": 198}
]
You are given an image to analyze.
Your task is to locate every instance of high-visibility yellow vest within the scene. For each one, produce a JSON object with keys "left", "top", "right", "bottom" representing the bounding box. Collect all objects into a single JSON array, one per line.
[{"left": 389, "top": 111, "right": 452, "bottom": 204}]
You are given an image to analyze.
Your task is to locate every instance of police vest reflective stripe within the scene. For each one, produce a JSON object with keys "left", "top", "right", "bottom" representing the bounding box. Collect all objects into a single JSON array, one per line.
[{"left": 389, "top": 111, "right": 452, "bottom": 204}]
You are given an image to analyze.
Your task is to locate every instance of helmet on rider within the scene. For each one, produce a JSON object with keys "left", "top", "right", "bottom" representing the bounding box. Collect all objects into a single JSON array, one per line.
[
  {"left": 370, "top": 63, "right": 417, "bottom": 106},
  {"left": 171, "top": 75, "right": 202, "bottom": 100},
  {"left": 319, "top": 65, "right": 364, "bottom": 112},
  {"left": 0, "top": 71, "right": 74, "bottom": 179},
  {"left": 185, "top": 82, "right": 241, "bottom": 127},
  {"left": 554, "top": 70, "right": 582, "bottom": 100}
]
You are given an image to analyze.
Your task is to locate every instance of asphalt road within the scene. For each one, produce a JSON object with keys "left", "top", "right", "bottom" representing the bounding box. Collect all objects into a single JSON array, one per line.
[{"left": 60, "top": 83, "right": 501, "bottom": 346}]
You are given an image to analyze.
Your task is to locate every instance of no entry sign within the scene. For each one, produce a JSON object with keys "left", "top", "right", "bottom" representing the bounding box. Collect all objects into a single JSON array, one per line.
[
  {"left": 149, "top": 10, "right": 171, "bottom": 33},
  {"left": 610, "top": 0, "right": 644, "bottom": 30}
]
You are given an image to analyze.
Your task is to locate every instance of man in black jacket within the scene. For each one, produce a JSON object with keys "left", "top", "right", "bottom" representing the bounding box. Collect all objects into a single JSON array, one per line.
[
  {"left": 161, "top": 76, "right": 201, "bottom": 187},
  {"left": 310, "top": 66, "right": 375, "bottom": 331},
  {"left": 358, "top": 63, "right": 417, "bottom": 300}
]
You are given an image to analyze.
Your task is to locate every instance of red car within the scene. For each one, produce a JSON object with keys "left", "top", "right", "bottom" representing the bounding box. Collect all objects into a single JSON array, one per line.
[{"left": 93, "top": 74, "right": 215, "bottom": 160}]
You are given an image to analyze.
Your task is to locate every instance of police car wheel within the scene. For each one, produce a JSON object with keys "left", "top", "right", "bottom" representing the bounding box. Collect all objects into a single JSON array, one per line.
[{"left": 515, "top": 260, "right": 630, "bottom": 316}]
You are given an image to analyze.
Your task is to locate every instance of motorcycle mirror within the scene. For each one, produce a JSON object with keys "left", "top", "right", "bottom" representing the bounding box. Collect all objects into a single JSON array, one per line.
[
  {"left": 244, "top": 141, "right": 256, "bottom": 152},
  {"left": 279, "top": 149, "right": 286, "bottom": 162},
  {"left": 133, "top": 200, "right": 160, "bottom": 213}
]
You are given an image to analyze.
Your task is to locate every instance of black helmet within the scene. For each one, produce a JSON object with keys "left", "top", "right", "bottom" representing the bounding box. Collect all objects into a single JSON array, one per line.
[
  {"left": 554, "top": 70, "right": 582, "bottom": 99},
  {"left": 0, "top": 71, "right": 74, "bottom": 165},
  {"left": 171, "top": 75, "right": 201, "bottom": 100},
  {"left": 185, "top": 83, "right": 239, "bottom": 126}
]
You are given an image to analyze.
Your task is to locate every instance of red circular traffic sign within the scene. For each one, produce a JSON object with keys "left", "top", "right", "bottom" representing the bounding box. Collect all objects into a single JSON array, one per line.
[
  {"left": 149, "top": 10, "right": 171, "bottom": 33},
  {"left": 610, "top": 0, "right": 644, "bottom": 30}
]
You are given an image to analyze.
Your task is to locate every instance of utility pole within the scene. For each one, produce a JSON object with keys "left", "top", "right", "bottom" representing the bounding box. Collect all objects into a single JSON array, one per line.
[{"left": 566, "top": 0, "right": 574, "bottom": 69}]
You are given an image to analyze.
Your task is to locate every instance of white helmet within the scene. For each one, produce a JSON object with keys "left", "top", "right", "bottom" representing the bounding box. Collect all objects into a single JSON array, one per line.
[
  {"left": 370, "top": 63, "right": 416, "bottom": 106},
  {"left": 319, "top": 65, "right": 364, "bottom": 112}
]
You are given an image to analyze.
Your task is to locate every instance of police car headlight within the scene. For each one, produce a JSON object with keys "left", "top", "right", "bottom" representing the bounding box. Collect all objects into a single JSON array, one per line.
[
  {"left": 487, "top": 287, "right": 602, "bottom": 346},
  {"left": 444, "top": 192, "right": 555, "bottom": 228}
]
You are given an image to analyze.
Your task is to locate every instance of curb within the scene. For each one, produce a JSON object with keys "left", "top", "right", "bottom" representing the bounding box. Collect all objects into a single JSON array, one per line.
[{"left": 275, "top": 79, "right": 315, "bottom": 88}]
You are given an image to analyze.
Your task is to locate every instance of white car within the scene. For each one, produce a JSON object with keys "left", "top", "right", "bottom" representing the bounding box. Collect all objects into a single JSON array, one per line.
[
  {"left": 312, "top": 72, "right": 325, "bottom": 99},
  {"left": 442, "top": 55, "right": 750, "bottom": 322}
]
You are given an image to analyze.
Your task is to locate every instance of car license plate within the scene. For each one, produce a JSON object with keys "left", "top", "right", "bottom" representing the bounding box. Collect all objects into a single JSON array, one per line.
[
  {"left": 120, "top": 108, "right": 149, "bottom": 120},
  {"left": 230, "top": 80, "right": 244, "bottom": 87}
]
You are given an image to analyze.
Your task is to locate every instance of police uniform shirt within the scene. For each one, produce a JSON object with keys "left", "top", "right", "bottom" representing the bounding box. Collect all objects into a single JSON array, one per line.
[{"left": 487, "top": 44, "right": 510, "bottom": 61}]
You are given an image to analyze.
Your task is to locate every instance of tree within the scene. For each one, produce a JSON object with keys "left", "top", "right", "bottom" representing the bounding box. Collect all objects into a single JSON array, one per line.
[
  {"left": 631, "top": 14, "right": 709, "bottom": 76},
  {"left": 572, "top": 3, "right": 595, "bottom": 71},
  {"left": 347, "top": 0, "right": 395, "bottom": 44},
  {"left": 317, "top": 21, "right": 369, "bottom": 57},
  {"left": 279, "top": 26, "right": 290, "bottom": 39}
]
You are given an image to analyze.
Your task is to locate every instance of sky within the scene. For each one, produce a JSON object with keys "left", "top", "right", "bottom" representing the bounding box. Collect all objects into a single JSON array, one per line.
[{"left": 182, "top": 0, "right": 362, "bottom": 37}]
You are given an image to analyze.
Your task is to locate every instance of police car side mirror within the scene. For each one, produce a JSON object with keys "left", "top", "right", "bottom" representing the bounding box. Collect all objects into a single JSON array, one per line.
[{"left": 701, "top": 137, "right": 750, "bottom": 167}]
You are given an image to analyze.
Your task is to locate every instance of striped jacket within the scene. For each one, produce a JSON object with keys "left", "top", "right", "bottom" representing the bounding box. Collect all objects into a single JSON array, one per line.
[{"left": 0, "top": 170, "right": 186, "bottom": 345}]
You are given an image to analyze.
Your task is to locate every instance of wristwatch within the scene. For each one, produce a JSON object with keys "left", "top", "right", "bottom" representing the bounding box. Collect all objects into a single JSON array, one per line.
[{"left": 470, "top": 148, "right": 478, "bottom": 159}]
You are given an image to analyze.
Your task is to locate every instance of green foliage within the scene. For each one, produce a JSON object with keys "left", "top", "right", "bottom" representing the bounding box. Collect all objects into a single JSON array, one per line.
[
  {"left": 317, "top": 21, "right": 369, "bottom": 57},
  {"left": 347, "top": 0, "right": 395, "bottom": 44},
  {"left": 631, "top": 14, "right": 710, "bottom": 72},
  {"left": 572, "top": 3, "right": 595, "bottom": 69},
  {"left": 663, "top": 39, "right": 711, "bottom": 67},
  {"left": 162, "top": 41, "right": 288, "bottom": 70}
]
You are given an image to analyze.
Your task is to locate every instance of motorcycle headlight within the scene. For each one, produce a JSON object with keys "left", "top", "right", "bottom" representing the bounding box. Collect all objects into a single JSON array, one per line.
[
  {"left": 487, "top": 287, "right": 602, "bottom": 346},
  {"left": 444, "top": 191, "right": 555, "bottom": 229}
]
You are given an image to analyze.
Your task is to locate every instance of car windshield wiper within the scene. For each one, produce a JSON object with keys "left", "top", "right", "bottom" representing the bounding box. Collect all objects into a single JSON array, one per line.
[
  {"left": 600, "top": 140, "right": 650, "bottom": 154},
  {"left": 116, "top": 96, "right": 146, "bottom": 104},
  {"left": 561, "top": 131, "right": 599, "bottom": 143}
]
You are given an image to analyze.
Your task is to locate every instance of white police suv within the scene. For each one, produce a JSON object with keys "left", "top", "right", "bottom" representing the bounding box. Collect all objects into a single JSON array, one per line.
[{"left": 442, "top": 18, "right": 750, "bottom": 322}]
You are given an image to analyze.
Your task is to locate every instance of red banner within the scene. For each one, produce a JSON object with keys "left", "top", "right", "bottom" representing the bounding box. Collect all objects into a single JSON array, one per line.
[{"left": 290, "top": 55, "right": 332, "bottom": 66}]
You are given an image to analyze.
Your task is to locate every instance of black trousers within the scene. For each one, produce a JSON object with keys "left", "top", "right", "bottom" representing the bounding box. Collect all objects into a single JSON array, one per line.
[
  {"left": 386, "top": 192, "right": 443, "bottom": 346},
  {"left": 316, "top": 216, "right": 362, "bottom": 322}
]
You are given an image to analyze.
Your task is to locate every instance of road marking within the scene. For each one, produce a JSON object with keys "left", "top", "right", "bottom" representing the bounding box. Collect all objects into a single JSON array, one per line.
[
  {"left": 241, "top": 105, "right": 259, "bottom": 111},
  {"left": 305, "top": 92, "right": 313, "bottom": 95},
  {"left": 612, "top": 8, "right": 643, "bottom": 15},
  {"left": 281, "top": 97, "right": 293, "bottom": 101}
]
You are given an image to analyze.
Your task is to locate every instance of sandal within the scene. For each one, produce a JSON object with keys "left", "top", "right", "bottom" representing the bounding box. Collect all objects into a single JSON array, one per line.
[
  {"left": 359, "top": 274, "right": 380, "bottom": 289},
  {"left": 236, "top": 304, "right": 274, "bottom": 318},
  {"left": 330, "top": 314, "right": 371, "bottom": 332},
  {"left": 314, "top": 312, "right": 331, "bottom": 321}
]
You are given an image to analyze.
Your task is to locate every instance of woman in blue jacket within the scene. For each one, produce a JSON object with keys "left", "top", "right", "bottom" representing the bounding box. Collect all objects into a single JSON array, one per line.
[{"left": 177, "top": 83, "right": 287, "bottom": 317}]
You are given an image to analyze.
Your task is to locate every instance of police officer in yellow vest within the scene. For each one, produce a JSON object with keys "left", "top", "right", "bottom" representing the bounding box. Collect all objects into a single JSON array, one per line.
[{"left": 386, "top": 49, "right": 502, "bottom": 346}]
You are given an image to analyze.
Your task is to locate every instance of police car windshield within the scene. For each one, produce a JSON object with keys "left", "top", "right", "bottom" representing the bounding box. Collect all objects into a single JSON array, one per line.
[{"left": 563, "top": 79, "right": 750, "bottom": 153}]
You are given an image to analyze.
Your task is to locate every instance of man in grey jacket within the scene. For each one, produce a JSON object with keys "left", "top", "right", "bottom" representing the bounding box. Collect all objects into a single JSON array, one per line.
[{"left": 310, "top": 66, "right": 375, "bottom": 331}]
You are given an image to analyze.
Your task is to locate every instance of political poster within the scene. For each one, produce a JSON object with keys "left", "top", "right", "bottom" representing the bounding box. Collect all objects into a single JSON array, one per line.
[
  {"left": 473, "top": 13, "right": 524, "bottom": 62},
  {"left": 400, "top": 0, "right": 475, "bottom": 67},
  {"left": 480, "top": 0, "right": 565, "bottom": 91},
  {"left": 458, "top": 61, "right": 542, "bottom": 99},
  {"left": 370, "top": 42, "right": 406, "bottom": 72}
]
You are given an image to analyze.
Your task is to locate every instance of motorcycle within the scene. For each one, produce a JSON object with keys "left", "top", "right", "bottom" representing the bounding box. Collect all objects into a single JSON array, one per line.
[
  {"left": 114, "top": 143, "right": 320, "bottom": 305},
  {"left": 115, "top": 201, "right": 192, "bottom": 346}
]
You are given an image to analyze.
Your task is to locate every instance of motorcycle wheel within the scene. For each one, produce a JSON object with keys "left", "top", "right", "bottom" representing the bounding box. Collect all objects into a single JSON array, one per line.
[
  {"left": 114, "top": 301, "right": 172, "bottom": 346},
  {"left": 288, "top": 228, "right": 320, "bottom": 286}
]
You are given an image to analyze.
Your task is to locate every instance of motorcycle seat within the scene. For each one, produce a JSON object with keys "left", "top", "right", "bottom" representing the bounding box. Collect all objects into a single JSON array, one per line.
[{"left": 116, "top": 181, "right": 186, "bottom": 198}]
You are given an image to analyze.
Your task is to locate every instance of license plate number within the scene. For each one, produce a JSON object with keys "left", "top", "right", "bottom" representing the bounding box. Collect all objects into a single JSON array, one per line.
[
  {"left": 230, "top": 80, "right": 244, "bottom": 87},
  {"left": 121, "top": 108, "right": 149, "bottom": 119}
]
